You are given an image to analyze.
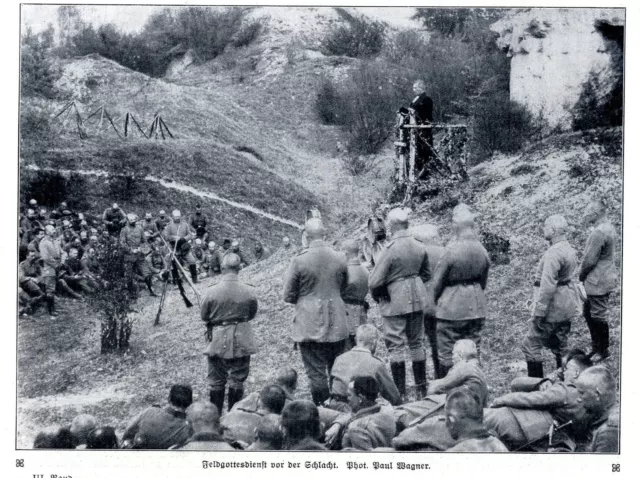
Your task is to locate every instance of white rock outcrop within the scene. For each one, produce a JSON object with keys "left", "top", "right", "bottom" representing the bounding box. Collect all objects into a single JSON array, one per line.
[{"left": 491, "top": 8, "right": 624, "bottom": 129}]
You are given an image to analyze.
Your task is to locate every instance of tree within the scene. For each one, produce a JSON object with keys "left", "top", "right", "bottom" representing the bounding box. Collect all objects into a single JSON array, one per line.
[
  {"left": 57, "top": 5, "right": 86, "bottom": 49},
  {"left": 20, "top": 27, "right": 59, "bottom": 98},
  {"left": 85, "top": 243, "right": 137, "bottom": 353}
]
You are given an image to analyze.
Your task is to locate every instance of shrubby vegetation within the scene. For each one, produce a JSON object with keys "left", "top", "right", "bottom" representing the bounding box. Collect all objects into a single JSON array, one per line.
[
  {"left": 20, "top": 27, "right": 59, "bottom": 98},
  {"left": 321, "top": 8, "right": 386, "bottom": 58}
]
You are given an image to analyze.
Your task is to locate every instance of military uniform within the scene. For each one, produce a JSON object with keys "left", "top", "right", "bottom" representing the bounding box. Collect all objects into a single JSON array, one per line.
[
  {"left": 177, "top": 432, "right": 235, "bottom": 450},
  {"left": 522, "top": 236, "right": 580, "bottom": 365},
  {"left": 120, "top": 223, "right": 152, "bottom": 294},
  {"left": 328, "top": 346, "right": 401, "bottom": 411},
  {"left": 369, "top": 229, "right": 431, "bottom": 396},
  {"left": 155, "top": 216, "right": 170, "bottom": 234},
  {"left": 201, "top": 275, "right": 258, "bottom": 412},
  {"left": 579, "top": 219, "right": 617, "bottom": 357},
  {"left": 190, "top": 213, "right": 209, "bottom": 240},
  {"left": 283, "top": 239, "right": 349, "bottom": 405},
  {"left": 19, "top": 256, "right": 44, "bottom": 301},
  {"left": 39, "top": 235, "right": 62, "bottom": 314},
  {"left": 586, "top": 405, "right": 619, "bottom": 453},
  {"left": 344, "top": 258, "right": 370, "bottom": 348},
  {"left": 427, "top": 358, "right": 488, "bottom": 407},
  {"left": 254, "top": 246, "right": 271, "bottom": 262},
  {"left": 432, "top": 230, "right": 490, "bottom": 376},
  {"left": 422, "top": 243, "right": 446, "bottom": 375},
  {"left": 162, "top": 221, "right": 196, "bottom": 264},
  {"left": 410, "top": 92, "right": 434, "bottom": 175},
  {"left": 220, "top": 408, "right": 274, "bottom": 445},
  {"left": 142, "top": 219, "right": 159, "bottom": 239},
  {"left": 102, "top": 207, "right": 126, "bottom": 236},
  {"left": 205, "top": 249, "right": 221, "bottom": 276},
  {"left": 59, "top": 255, "right": 94, "bottom": 294},
  {"left": 122, "top": 404, "right": 192, "bottom": 449},
  {"left": 447, "top": 434, "right": 508, "bottom": 452},
  {"left": 339, "top": 404, "right": 396, "bottom": 451}
]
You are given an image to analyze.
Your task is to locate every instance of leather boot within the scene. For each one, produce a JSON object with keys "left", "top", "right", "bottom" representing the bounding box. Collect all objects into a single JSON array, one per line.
[
  {"left": 390, "top": 362, "right": 406, "bottom": 398},
  {"left": 47, "top": 296, "right": 58, "bottom": 317},
  {"left": 438, "top": 363, "right": 452, "bottom": 380},
  {"left": 412, "top": 360, "right": 427, "bottom": 399},
  {"left": 209, "top": 389, "right": 225, "bottom": 414},
  {"left": 310, "top": 386, "right": 330, "bottom": 406},
  {"left": 189, "top": 264, "right": 198, "bottom": 284},
  {"left": 227, "top": 387, "right": 244, "bottom": 411},
  {"left": 527, "top": 361, "right": 544, "bottom": 378},
  {"left": 59, "top": 281, "right": 83, "bottom": 300},
  {"left": 555, "top": 354, "right": 564, "bottom": 370},
  {"left": 145, "top": 276, "right": 157, "bottom": 297}
]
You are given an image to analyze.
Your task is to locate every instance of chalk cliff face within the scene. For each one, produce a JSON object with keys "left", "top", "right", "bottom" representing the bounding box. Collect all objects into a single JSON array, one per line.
[{"left": 491, "top": 8, "right": 624, "bottom": 129}]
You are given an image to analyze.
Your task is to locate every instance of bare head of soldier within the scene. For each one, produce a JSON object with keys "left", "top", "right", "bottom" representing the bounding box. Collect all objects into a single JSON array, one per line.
[
  {"left": 70, "top": 414, "right": 97, "bottom": 448},
  {"left": 411, "top": 224, "right": 440, "bottom": 245},
  {"left": 281, "top": 400, "right": 320, "bottom": 444},
  {"left": 562, "top": 349, "right": 592, "bottom": 385},
  {"left": 252, "top": 414, "right": 284, "bottom": 450},
  {"left": 452, "top": 339, "right": 477, "bottom": 365},
  {"left": 387, "top": 208, "right": 410, "bottom": 235},
  {"left": 445, "top": 387, "right": 484, "bottom": 440},
  {"left": 127, "top": 213, "right": 137, "bottom": 226},
  {"left": 348, "top": 376, "right": 379, "bottom": 413},
  {"left": 583, "top": 199, "right": 607, "bottom": 226},
  {"left": 172, "top": 210, "right": 181, "bottom": 223},
  {"left": 452, "top": 204, "right": 475, "bottom": 234},
  {"left": 45, "top": 224, "right": 56, "bottom": 237},
  {"left": 543, "top": 214, "right": 568, "bottom": 241},
  {"left": 186, "top": 401, "right": 220, "bottom": 434},
  {"left": 305, "top": 218, "right": 325, "bottom": 242},
  {"left": 275, "top": 368, "right": 298, "bottom": 396},
  {"left": 575, "top": 366, "right": 616, "bottom": 414},
  {"left": 413, "top": 79, "right": 426, "bottom": 95},
  {"left": 356, "top": 324, "right": 379, "bottom": 354},
  {"left": 342, "top": 238, "right": 360, "bottom": 260},
  {"left": 259, "top": 385, "right": 287, "bottom": 414},
  {"left": 221, "top": 253, "right": 241, "bottom": 275}
]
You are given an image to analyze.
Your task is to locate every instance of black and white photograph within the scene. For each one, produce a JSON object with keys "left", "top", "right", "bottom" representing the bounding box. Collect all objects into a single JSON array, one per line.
[{"left": 12, "top": 1, "right": 627, "bottom": 462}]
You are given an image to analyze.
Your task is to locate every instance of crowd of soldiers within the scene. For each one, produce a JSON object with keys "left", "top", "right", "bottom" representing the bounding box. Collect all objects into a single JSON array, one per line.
[
  {"left": 18, "top": 199, "right": 277, "bottom": 318},
  {"left": 27, "top": 196, "right": 619, "bottom": 452}
]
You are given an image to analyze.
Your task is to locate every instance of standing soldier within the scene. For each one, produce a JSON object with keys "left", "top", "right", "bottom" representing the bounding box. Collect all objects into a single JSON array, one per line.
[
  {"left": 19, "top": 249, "right": 45, "bottom": 314},
  {"left": 579, "top": 200, "right": 618, "bottom": 362},
  {"left": 283, "top": 218, "right": 349, "bottom": 406},
  {"left": 163, "top": 210, "right": 199, "bottom": 284},
  {"left": 120, "top": 214, "right": 156, "bottom": 297},
  {"left": 254, "top": 241, "right": 270, "bottom": 262},
  {"left": 102, "top": 203, "right": 126, "bottom": 236},
  {"left": 190, "top": 204, "right": 209, "bottom": 243},
  {"left": 39, "top": 224, "right": 62, "bottom": 317},
  {"left": 369, "top": 208, "right": 431, "bottom": 399},
  {"left": 156, "top": 210, "right": 170, "bottom": 233},
  {"left": 202, "top": 253, "right": 258, "bottom": 413},
  {"left": 432, "top": 204, "right": 490, "bottom": 379},
  {"left": 522, "top": 215, "right": 581, "bottom": 378},
  {"left": 411, "top": 224, "right": 446, "bottom": 377},
  {"left": 205, "top": 241, "right": 221, "bottom": 277},
  {"left": 342, "top": 239, "right": 369, "bottom": 350}
]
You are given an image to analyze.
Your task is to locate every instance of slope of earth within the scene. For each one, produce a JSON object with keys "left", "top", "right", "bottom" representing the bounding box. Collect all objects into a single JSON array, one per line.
[{"left": 17, "top": 127, "right": 622, "bottom": 449}]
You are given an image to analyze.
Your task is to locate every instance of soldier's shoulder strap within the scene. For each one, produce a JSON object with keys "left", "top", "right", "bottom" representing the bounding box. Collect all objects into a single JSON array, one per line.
[
  {"left": 385, "top": 239, "right": 396, "bottom": 249},
  {"left": 296, "top": 248, "right": 308, "bottom": 256}
]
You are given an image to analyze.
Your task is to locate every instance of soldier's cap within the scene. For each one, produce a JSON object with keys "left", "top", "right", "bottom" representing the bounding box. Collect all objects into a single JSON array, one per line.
[
  {"left": 195, "top": 238, "right": 202, "bottom": 245},
  {"left": 387, "top": 208, "right": 410, "bottom": 226},
  {"left": 112, "top": 203, "right": 119, "bottom": 209},
  {"left": 60, "top": 202, "right": 68, "bottom": 208},
  {"left": 62, "top": 210, "right": 72, "bottom": 216},
  {"left": 231, "top": 240, "right": 240, "bottom": 247},
  {"left": 45, "top": 224, "right": 56, "bottom": 233},
  {"left": 145, "top": 213, "right": 152, "bottom": 219},
  {"left": 40, "top": 208, "right": 47, "bottom": 214},
  {"left": 78, "top": 213, "right": 84, "bottom": 219},
  {"left": 410, "top": 224, "right": 440, "bottom": 243},
  {"left": 304, "top": 217, "right": 325, "bottom": 237},
  {"left": 452, "top": 203, "right": 475, "bottom": 224},
  {"left": 29, "top": 199, "right": 37, "bottom": 205},
  {"left": 127, "top": 213, "right": 138, "bottom": 223},
  {"left": 208, "top": 241, "right": 216, "bottom": 248},
  {"left": 27, "top": 208, "right": 35, "bottom": 216},
  {"left": 80, "top": 220, "right": 87, "bottom": 226},
  {"left": 172, "top": 209, "right": 181, "bottom": 218},
  {"left": 221, "top": 253, "right": 241, "bottom": 270},
  {"left": 159, "top": 210, "right": 166, "bottom": 215},
  {"left": 283, "top": 236, "right": 290, "bottom": 243},
  {"left": 62, "top": 220, "right": 71, "bottom": 227},
  {"left": 342, "top": 238, "right": 359, "bottom": 254}
]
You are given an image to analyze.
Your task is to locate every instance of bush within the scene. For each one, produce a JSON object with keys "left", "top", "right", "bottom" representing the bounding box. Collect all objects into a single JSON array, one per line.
[
  {"left": 315, "top": 76, "right": 346, "bottom": 125},
  {"left": 472, "top": 93, "right": 537, "bottom": 158},
  {"left": 20, "top": 28, "right": 59, "bottom": 98},
  {"left": 233, "top": 21, "right": 262, "bottom": 48},
  {"left": 20, "top": 108, "right": 52, "bottom": 142},
  {"left": 20, "top": 168, "right": 89, "bottom": 210},
  {"left": 106, "top": 150, "right": 151, "bottom": 200},
  {"left": 321, "top": 8, "right": 386, "bottom": 58},
  {"left": 340, "top": 155, "right": 371, "bottom": 176},
  {"left": 85, "top": 243, "right": 137, "bottom": 353}
]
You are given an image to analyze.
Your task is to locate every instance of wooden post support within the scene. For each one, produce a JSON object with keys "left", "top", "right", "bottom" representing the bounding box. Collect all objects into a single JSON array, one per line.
[{"left": 409, "top": 111, "right": 416, "bottom": 183}]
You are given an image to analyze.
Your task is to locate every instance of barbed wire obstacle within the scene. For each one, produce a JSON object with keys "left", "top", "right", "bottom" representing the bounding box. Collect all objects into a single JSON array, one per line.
[
  {"left": 51, "top": 101, "right": 88, "bottom": 139},
  {"left": 84, "top": 106, "right": 123, "bottom": 139},
  {"left": 146, "top": 113, "right": 175, "bottom": 140},
  {"left": 123, "top": 112, "right": 149, "bottom": 139}
]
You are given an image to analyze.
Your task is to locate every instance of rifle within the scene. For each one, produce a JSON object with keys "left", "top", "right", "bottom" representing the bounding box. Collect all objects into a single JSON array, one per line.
[
  {"left": 513, "top": 420, "right": 573, "bottom": 452},
  {"left": 159, "top": 233, "right": 200, "bottom": 307}
]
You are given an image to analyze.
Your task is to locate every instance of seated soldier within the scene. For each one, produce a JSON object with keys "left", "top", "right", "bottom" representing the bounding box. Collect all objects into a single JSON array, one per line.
[
  {"left": 282, "top": 400, "right": 326, "bottom": 450},
  {"left": 575, "top": 366, "right": 619, "bottom": 452},
  {"left": 247, "top": 414, "right": 284, "bottom": 450},
  {"left": 86, "top": 427, "right": 119, "bottom": 449},
  {"left": 254, "top": 241, "right": 271, "bottom": 262},
  {"left": 122, "top": 384, "right": 193, "bottom": 449},
  {"left": 205, "top": 241, "right": 221, "bottom": 276},
  {"left": 326, "top": 324, "right": 400, "bottom": 413},
  {"left": 445, "top": 387, "right": 508, "bottom": 452},
  {"left": 220, "top": 385, "right": 286, "bottom": 446},
  {"left": 229, "top": 367, "right": 298, "bottom": 413},
  {"left": 485, "top": 350, "right": 592, "bottom": 450},
  {"left": 177, "top": 401, "right": 234, "bottom": 451},
  {"left": 70, "top": 414, "right": 98, "bottom": 449},
  {"left": 393, "top": 339, "right": 487, "bottom": 433},
  {"left": 59, "top": 247, "right": 94, "bottom": 296},
  {"left": 19, "top": 249, "right": 45, "bottom": 314},
  {"left": 326, "top": 377, "right": 396, "bottom": 451}
]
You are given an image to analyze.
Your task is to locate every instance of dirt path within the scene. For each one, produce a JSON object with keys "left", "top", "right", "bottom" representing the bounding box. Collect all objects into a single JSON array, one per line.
[{"left": 24, "top": 164, "right": 304, "bottom": 230}]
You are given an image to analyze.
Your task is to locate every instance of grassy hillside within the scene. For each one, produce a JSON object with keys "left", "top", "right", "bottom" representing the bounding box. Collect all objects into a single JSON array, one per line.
[{"left": 17, "top": 127, "right": 622, "bottom": 448}]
